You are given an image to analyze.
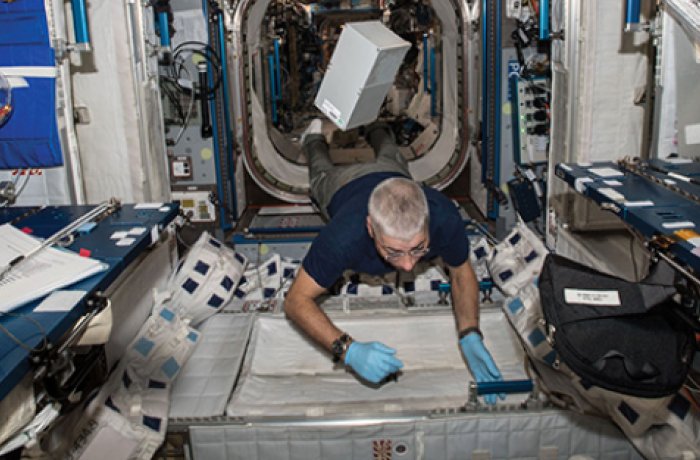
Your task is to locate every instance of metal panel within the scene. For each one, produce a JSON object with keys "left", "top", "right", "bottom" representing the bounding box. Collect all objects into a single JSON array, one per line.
[{"left": 672, "top": 11, "right": 700, "bottom": 159}]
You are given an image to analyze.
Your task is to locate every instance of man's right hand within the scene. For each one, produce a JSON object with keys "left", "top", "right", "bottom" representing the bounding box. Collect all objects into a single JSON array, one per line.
[{"left": 344, "top": 341, "right": 403, "bottom": 384}]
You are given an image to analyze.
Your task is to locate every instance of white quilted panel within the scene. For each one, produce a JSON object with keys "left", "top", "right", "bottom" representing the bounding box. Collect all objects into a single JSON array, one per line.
[{"left": 169, "top": 314, "right": 253, "bottom": 418}]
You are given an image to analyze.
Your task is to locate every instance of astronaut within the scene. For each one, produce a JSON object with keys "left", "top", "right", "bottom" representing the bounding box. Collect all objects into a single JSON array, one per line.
[{"left": 284, "top": 119, "right": 504, "bottom": 404}]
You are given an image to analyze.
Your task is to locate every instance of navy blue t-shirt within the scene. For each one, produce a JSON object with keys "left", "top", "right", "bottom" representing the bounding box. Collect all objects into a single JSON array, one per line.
[{"left": 303, "top": 172, "right": 470, "bottom": 289}]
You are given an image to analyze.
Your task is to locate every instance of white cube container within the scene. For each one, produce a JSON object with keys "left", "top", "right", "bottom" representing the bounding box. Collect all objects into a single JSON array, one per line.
[{"left": 314, "top": 21, "right": 411, "bottom": 130}]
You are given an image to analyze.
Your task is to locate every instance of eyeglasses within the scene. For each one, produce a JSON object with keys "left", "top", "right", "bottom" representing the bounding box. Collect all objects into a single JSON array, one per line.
[{"left": 381, "top": 245, "right": 430, "bottom": 261}]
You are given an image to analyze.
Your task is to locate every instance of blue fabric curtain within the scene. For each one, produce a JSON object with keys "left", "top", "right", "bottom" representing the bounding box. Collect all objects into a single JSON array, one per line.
[{"left": 0, "top": 0, "right": 63, "bottom": 169}]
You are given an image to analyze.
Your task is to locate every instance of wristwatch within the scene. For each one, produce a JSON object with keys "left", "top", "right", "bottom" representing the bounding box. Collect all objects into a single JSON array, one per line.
[
  {"left": 331, "top": 333, "right": 353, "bottom": 363},
  {"left": 458, "top": 326, "right": 483, "bottom": 340}
]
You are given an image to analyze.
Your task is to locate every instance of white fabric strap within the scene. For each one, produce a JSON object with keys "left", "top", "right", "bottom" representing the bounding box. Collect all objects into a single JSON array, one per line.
[{"left": 0, "top": 66, "right": 57, "bottom": 78}]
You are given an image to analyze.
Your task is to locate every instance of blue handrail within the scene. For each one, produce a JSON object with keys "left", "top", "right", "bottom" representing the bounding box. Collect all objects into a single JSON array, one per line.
[
  {"left": 216, "top": 11, "right": 237, "bottom": 220},
  {"left": 158, "top": 11, "right": 171, "bottom": 48},
  {"left": 422, "top": 33, "right": 429, "bottom": 92},
  {"left": 429, "top": 46, "right": 437, "bottom": 116},
  {"left": 625, "top": 0, "right": 642, "bottom": 31},
  {"left": 268, "top": 54, "right": 278, "bottom": 124},
  {"left": 70, "top": 0, "right": 90, "bottom": 46},
  {"left": 539, "top": 0, "right": 549, "bottom": 40},
  {"left": 274, "top": 38, "right": 282, "bottom": 101},
  {"left": 476, "top": 379, "right": 534, "bottom": 395}
]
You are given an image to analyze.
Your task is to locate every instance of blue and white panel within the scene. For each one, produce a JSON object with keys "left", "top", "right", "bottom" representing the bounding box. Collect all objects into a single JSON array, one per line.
[
  {"left": 233, "top": 254, "right": 299, "bottom": 301},
  {"left": 168, "top": 232, "right": 248, "bottom": 326},
  {"left": 0, "top": 0, "right": 62, "bottom": 169},
  {"left": 486, "top": 223, "right": 548, "bottom": 296}
]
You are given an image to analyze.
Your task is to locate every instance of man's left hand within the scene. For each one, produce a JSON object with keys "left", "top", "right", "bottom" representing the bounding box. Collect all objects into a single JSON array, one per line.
[{"left": 459, "top": 332, "right": 505, "bottom": 405}]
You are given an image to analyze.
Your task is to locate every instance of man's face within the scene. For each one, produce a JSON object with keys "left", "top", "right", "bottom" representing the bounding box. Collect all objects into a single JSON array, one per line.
[{"left": 367, "top": 218, "right": 430, "bottom": 272}]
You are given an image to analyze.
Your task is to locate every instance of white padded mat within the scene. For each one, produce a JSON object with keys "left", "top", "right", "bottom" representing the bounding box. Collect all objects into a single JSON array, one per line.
[
  {"left": 169, "top": 314, "right": 253, "bottom": 418},
  {"left": 227, "top": 309, "right": 527, "bottom": 417},
  {"left": 191, "top": 410, "right": 642, "bottom": 460}
]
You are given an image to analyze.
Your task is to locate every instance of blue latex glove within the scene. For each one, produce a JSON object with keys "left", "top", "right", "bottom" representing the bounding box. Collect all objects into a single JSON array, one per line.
[
  {"left": 459, "top": 332, "right": 504, "bottom": 405},
  {"left": 344, "top": 341, "right": 403, "bottom": 384}
]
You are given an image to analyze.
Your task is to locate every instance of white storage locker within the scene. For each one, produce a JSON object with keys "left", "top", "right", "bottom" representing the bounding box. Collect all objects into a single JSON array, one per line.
[{"left": 315, "top": 21, "right": 410, "bottom": 130}]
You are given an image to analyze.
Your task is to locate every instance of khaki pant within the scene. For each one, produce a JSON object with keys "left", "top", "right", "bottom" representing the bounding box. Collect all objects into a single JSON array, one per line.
[{"left": 304, "top": 123, "right": 410, "bottom": 220}]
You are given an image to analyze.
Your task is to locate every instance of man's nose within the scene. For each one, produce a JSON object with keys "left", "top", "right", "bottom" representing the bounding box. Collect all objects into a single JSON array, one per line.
[{"left": 396, "top": 256, "right": 417, "bottom": 272}]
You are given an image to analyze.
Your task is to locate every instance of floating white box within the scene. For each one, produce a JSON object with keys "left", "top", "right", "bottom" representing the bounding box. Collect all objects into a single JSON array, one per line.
[{"left": 314, "top": 21, "right": 411, "bottom": 131}]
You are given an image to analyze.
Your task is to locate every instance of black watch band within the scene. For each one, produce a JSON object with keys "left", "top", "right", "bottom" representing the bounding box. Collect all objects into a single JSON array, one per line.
[
  {"left": 458, "top": 326, "right": 483, "bottom": 340},
  {"left": 331, "top": 333, "right": 352, "bottom": 363}
]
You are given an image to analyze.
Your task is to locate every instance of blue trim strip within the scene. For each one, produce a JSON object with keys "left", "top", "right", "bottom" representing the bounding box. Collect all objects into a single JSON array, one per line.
[
  {"left": 274, "top": 38, "right": 282, "bottom": 101},
  {"left": 268, "top": 55, "right": 278, "bottom": 124},
  {"left": 480, "top": 0, "right": 488, "bottom": 184},
  {"left": 158, "top": 12, "right": 170, "bottom": 47},
  {"left": 539, "top": 0, "right": 550, "bottom": 40},
  {"left": 423, "top": 33, "right": 429, "bottom": 92},
  {"left": 202, "top": 1, "right": 229, "bottom": 231},
  {"left": 70, "top": 0, "right": 90, "bottom": 45},
  {"left": 217, "top": 12, "right": 237, "bottom": 219},
  {"left": 625, "top": 0, "right": 641, "bottom": 28},
  {"left": 476, "top": 379, "right": 533, "bottom": 395},
  {"left": 429, "top": 47, "right": 437, "bottom": 116},
  {"left": 478, "top": 280, "right": 494, "bottom": 293},
  {"left": 491, "top": 0, "right": 502, "bottom": 219},
  {"left": 510, "top": 74, "right": 522, "bottom": 165}
]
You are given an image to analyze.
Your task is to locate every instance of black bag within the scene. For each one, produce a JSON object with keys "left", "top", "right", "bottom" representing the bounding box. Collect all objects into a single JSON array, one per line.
[{"left": 539, "top": 254, "right": 696, "bottom": 398}]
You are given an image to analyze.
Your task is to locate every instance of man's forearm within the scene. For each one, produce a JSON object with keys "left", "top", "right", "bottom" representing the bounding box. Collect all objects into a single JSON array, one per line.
[
  {"left": 285, "top": 294, "right": 344, "bottom": 350},
  {"left": 287, "top": 299, "right": 342, "bottom": 350},
  {"left": 284, "top": 268, "right": 346, "bottom": 351},
  {"left": 449, "top": 262, "right": 480, "bottom": 332}
]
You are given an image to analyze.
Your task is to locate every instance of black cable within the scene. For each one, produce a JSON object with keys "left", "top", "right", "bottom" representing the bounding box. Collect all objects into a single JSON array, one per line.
[
  {"left": 168, "top": 41, "right": 223, "bottom": 100},
  {"left": 173, "top": 52, "right": 222, "bottom": 100},
  {"left": 160, "top": 78, "right": 187, "bottom": 123},
  {"left": 172, "top": 42, "right": 222, "bottom": 69},
  {"left": 0, "top": 311, "right": 49, "bottom": 354},
  {"left": 173, "top": 41, "right": 221, "bottom": 61}
]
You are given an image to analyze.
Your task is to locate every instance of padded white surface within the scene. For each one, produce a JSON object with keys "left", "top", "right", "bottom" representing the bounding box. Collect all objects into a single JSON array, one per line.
[
  {"left": 226, "top": 309, "right": 528, "bottom": 417},
  {"left": 190, "top": 410, "right": 641, "bottom": 460},
  {"left": 169, "top": 314, "right": 253, "bottom": 418}
]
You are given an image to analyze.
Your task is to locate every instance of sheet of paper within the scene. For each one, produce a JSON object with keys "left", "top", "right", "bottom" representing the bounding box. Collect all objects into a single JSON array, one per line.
[
  {"left": 116, "top": 237, "right": 136, "bottom": 247},
  {"left": 128, "top": 227, "right": 147, "bottom": 236},
  {"left": 588, "top": 167, "right": 624, "bottom": 178},
  {"left": 624, "top": 200, "right": 654, "bottom": 207},
  {"left": 110, "top": 231, "right": 129, "bottom": 240},
  {"left": 597, "top": 187, "right": 626, "bottom": 202},
  {"left": 603, "top": 180, "right": 623, "bottom": 186},
  {"left": 33, "top": 290, "right": 87, "bottom": 312},
  {"left": 134, "top": 202, "right": 164, "bottom": 209},
  {"left": 662, "top": 221, "right": 696, "bottom": 229},
  {"left": 663, "top": 157, "right": 692, "bottom": 164},
  {"left": 0, "top": 224, "right": 108, "bottom": 313}
]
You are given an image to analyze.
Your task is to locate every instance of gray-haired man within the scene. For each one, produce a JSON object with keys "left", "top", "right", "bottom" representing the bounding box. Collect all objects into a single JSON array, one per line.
[{"left": 284, "top": 120, "right": 503, "bottom": 404}]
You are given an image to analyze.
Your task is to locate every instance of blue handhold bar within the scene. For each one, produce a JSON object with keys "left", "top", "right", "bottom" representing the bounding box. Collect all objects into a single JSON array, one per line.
[
  {"left": 71, "top": 0, "right": 91, "bottom": 45},
  {"left": 538, "top": 0, "right": 549, "bottom": 40},
  {"left": 274, "top": 39, "right": 282, "bottom": 101},
  {"left": 476, "top": 379, "right": 533, "bottom": 395},
  {"left": 429, "top": 46, "right": 437, "bottom": 116},
  {"left": 158, "top": 11, "right": 171, "bottom": 48},
  {"left": 625, "top": 0, "right": 642, "bottom": 31},
  {"left": 478, "top": 280, "right": 494, "bottom": 292},
  {"left": 268, "top": 54, "right": 278, "bottom": 124},
  {"left": 422, "top": 33, "right": 429, "bottom": 92}
]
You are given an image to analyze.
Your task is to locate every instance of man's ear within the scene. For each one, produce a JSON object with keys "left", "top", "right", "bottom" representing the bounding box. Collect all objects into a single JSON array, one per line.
[{"left": 366, "top": 216, "right": 374, "bottom": 238}]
